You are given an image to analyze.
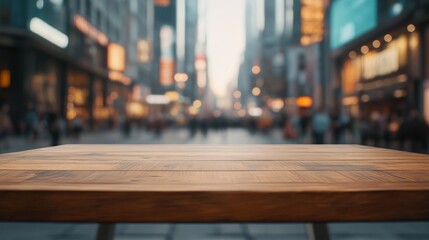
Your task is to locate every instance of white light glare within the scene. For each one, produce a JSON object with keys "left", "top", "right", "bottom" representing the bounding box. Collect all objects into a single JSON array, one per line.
[
  {"left": 146, "top": 95, "right": 171, "bottom": 105},
  {"left": 29, "top": 17, "right": 69, "bottom": 48}
]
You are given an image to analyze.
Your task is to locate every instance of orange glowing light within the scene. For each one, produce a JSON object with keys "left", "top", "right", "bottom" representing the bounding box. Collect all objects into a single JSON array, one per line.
[
  {"left": 155, "top": 0, "right": 170, "bottom": 6},
  {"left": 300, "top": 0, "right": 324, "bottom": 46},
  {"left": 384, "top": 34, "right": 393, "bottom": 42},
  {"left": 108, "top": 43, "right": 126, "bottom": 71},
  {"left": 0, "top": 69, "right": 11, "bottom": 88},
  {"left": 361, "top": 45, "right": 369, "bottom": 54},
  {"left": 372, "top": 40, "right": 381, "bottom": 48},
  {"left": 160, "top": 59, "right": 175, "bottom": 86},
  {"left": 252, "top": 87, "right": 261, "bottom": 96},
  {"left": 407, "top": 24, "right": 416, "bottom": 33},
  {"left": 252, "top": 65, "right": 261, "bottom": 74},
  {"left": 296, "top": 96, "right": 313, "bottom": 108},
  {"left": 174, "top": 73, "right": 188, "bottom": 82}
]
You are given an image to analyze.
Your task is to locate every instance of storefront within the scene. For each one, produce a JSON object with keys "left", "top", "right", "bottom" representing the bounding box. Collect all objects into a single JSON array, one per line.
[
  {"left": 92, "top": 78, "right": 110, "bottom": 129},
  {"left": 67, "top": 69, "right": 90, "bottom": 124},
  {"left": 329, "top": 0, "right": 427, "bottom": 119},
  {"left": 339, "top": 25, "right": 420, "bottom": 118},
  {"left": 0, "top": 3, "right": 134, "bottom": 133}
]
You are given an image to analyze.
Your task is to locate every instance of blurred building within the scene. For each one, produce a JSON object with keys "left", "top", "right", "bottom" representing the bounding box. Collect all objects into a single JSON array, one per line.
[
  {"left": 182, "top": 0, "right": 198, "bottom": 101},
  {"left": 124, "top": 0, "right": 154, "bottom": 120},
  {"left": 283, "top": 0, "right": 329, "bottom": 113},
  {"left": 0, "top": 0, "right": 155, "bottom": 132},
  {"left": 237, "top": 0, "right": 263, "bottom": 110},
  {"left": 153, "top": 0, "right": 176, "bottom": 94},
  {"left": 260, "top": 0, "right": 286, "bottom": 101},
  {"left": 331, "top": 0, "right": 429, "bottom": 121}
]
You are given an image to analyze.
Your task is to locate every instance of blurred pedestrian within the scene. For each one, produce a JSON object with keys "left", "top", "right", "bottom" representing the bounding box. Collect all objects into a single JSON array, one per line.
[
  {"left": 311, "top": 108, "right": 331, "bottom": 144},
  {"left": 299, "top": 109, "right": 311, "bottom": 142},
  {"left": 200, "top": 117, "right": 209, "bottom": 137},
  {"left": 258, "top": 108, "right": 273, "bottom": 134},
  {"left": 331, "top": 110, "right": 342, "bottom": 144},
  {"left": 122, "top": 117, "right": 132, "bottom": 138},
  {"left": 367, "top": 111, "right": 383, "bottom": 147},
  {"left": 399, "top": 110, "right": 429, "bottom": 153},
  {"left": 153, "top": 114, "right": 164, "bottom": 137},
  {"left": 387, "top": 114, "right": 401, "bottom": 149},
  {"left": 46, "top": 107, "right": 61, "bottom": 146},
  {"left": 359, "top": 116, "right": 370, "bottom": 145},
  {"left": 283, "top": 116, "right": 297, "bottom": 140},
  {"left": 188, "top": 116, "right": 198, "bottom": 138},
  {"left": 71, "top": 116, "right": 83, "bottom": 141},
  {"left": 0, "top": 104, "right": 12, "bottom": 149},
  {"left": 25, "top": 103, "right": 39, "bottom": 141}
]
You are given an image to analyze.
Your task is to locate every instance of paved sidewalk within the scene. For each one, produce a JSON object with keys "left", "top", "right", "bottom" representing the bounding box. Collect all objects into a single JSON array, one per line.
[{"left": 1, "top": 222, "right": 429, "bottom": 240}]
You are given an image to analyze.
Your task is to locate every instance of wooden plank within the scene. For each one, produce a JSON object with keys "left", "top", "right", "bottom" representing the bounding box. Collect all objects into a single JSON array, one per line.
[
  {"left": 2, "top": 170, "right": 429, "bottom": 184},
  {"left": 1, "top": 189, "right": 429, "bottom": 222},
  {"left": 0, "top": 144, "right": 428, "bottom": 222},
  {"left": 2, "top": 160, "right": 429, "bottom": 171}
]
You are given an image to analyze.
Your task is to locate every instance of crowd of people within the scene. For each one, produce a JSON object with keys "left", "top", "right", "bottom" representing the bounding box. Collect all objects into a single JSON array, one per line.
[
  {"left": 0, "top": 102, "right": 428, "bottom": 154},
  {"left": 359, "top": 109, "right": 429, "bottom": 153},
  {"left": 279, "top": 108, "right": 429, "bottom": 153},
  {"left": 0, "top": 103, "right": 86, "bottom": 149}
]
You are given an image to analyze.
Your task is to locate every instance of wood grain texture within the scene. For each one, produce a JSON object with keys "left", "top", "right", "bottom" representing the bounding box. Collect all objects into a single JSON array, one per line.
[{"left": 0, "top": 144, "right": 429, "bottom": 223}]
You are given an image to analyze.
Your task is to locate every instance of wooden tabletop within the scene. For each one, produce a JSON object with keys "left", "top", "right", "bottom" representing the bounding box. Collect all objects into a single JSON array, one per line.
[{"left": 0, "top": 144, "right": 429, "bottom": 223}]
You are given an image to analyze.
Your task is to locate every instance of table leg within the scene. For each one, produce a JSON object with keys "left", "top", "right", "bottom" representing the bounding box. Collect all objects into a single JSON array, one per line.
[
  {"left": 306, "top": 223, "right": 330, "bottom": 240},
  {"left": 96, "top": 223, "right": 116, "bottom": 240}
]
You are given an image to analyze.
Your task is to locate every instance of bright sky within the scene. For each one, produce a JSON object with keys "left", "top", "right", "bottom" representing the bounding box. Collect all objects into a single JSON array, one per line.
[{"left": 206, "top": 0, "right": 245, "bottom": 98}]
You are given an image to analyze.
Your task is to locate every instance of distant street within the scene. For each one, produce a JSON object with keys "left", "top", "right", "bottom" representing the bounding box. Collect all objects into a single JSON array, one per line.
[{"left": 0, "top": 128, "right": 291, "bottom": 154}]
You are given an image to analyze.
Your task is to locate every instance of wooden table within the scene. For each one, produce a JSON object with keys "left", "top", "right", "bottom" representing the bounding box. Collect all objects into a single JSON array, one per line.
[{"left": 1, "top": 145, "right": 429, "bottom": 240}]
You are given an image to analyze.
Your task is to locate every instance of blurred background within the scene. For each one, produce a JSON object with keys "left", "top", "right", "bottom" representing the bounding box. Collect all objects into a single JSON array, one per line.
[
  {"left": 0, "top": 0, "right": 429, "bottom": 153},
  {"left": 1, "top": 1, "right": 429, "bottom": 239}
]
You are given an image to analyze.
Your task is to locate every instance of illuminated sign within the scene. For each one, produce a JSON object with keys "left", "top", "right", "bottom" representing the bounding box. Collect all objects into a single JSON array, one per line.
[
  {"left": 300, "top": 0, "right": 324, "bottom": 46},
  {"left": 330, "top": 0, "right": 377, "bottom": 49},
  {"left": 74, "top": 14, "right": 108, "bottom": 46},
  {"left": 195, "top": 55, "right": 207, "bottom": 88},
  {"left": 160, "top": 25, "right": 175, "bottom": 86},
  {"left": 160, "top": 59, "right": 175, "bottom": 86},
  {"left": 341, "top": 59, "right": 360, "bottom": 94},
  {"left": 108, "top": 43, "right": 126, "bottom": 71},
  {"left": 155, "top": 0, "right": 170, "bottom": 6},
  {"left": 29, "top": 17, "right": 69, "bottom": 48},
  {"left": 137, "top": 40, "right": 151, "bottom": 63},
  {"left": 362, "top": 36, "right": 407, "bottom": 80}
]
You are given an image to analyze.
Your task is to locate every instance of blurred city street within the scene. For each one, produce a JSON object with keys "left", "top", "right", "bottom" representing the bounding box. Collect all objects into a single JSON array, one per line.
[
  {"left": 1, "top": 0, "right": 429, "bottom": 239},
  {"left": 0, "top": 127, "right": 290, "bottom": 154}
]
